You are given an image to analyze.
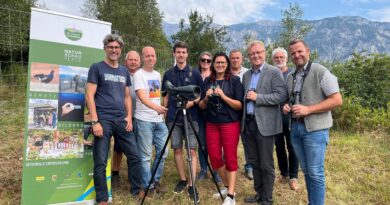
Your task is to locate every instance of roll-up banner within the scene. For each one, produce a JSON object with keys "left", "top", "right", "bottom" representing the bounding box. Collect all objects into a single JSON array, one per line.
[{"left": 21, "top": 8, "right": 111, "bottom": 205}]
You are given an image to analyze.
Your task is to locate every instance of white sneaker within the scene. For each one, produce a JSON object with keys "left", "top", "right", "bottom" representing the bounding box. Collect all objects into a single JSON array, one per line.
[
  {"left": 213, "top": 187, "right": 228, "bottom": 199},
  {"left": 222, "top": 197, "right": 236, "bottom": 205}
]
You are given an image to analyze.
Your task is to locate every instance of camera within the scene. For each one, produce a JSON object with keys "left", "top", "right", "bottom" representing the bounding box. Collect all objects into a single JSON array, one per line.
[
  {"left": 289, "top": 91, "right": 300, "bottom": 106},
  {"left": 162, "top": 80, "right": 200, "bottom": 99}
]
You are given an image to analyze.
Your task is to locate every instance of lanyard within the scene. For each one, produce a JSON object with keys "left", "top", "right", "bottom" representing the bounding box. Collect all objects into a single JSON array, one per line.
[{"left": 291, "top": 61, "right": 312, "bottom": 104}]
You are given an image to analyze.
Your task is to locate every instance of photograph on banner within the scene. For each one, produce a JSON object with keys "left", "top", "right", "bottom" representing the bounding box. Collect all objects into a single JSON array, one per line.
[
  {"left": 30, "top": 62, "right": 59, "bottom": 92},
  {"left": 28, "top": 98, "right": 58, "bottom": 130},
  {"left": 58, "top": 93, "right": 85, "bottom": 122},
  {"left": 26, "top": 129, "right": 84, "bottom": 160},
  {"left": 59, "top": 65, "right": 88, "bottom": 94},
  {"left": 83, "top": 124, "right": 94, "bottom": 150}
]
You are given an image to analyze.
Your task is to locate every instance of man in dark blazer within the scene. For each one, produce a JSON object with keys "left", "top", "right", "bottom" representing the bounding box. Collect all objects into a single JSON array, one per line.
[{"left": 241, "top": 40, "right": 288, "bottom": 205}]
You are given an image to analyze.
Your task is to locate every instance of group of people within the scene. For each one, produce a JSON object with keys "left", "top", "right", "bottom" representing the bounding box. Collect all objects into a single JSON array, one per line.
[{"left": 86, "top": 34, "right": 342, "bottom": 205}]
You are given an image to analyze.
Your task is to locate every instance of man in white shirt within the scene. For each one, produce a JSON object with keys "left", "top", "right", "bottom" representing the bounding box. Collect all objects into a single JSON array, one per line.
[{"left": 134, "top": 46, "right": 169, "bottom": 195}]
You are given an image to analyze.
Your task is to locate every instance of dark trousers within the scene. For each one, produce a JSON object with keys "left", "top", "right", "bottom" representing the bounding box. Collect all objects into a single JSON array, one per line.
[
  {"left": 245, "top": 119, "right": 275, "bottom": 205},
  {"left": 275, "top": 120, "right": 299, "bottom": 179},
  {"left": 93, "top": 119, "right": 142, "bottom": 203}
]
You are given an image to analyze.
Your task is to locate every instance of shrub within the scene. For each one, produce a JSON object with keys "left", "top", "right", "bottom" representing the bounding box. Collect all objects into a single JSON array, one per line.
[{"left": 333, "top": 95, "right": 390, "bottom": 134}]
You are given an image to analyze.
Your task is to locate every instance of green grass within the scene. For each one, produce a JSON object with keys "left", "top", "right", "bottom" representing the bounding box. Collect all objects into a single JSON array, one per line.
[{"left": 0, "top": 85, "right": 389, "bottom": 204}]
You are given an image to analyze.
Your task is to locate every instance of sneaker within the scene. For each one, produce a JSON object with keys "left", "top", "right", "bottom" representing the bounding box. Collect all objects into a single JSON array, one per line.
[
  {"left": 245, "top": 170, "right": 253, "bottom": 180},
  {"left": 173, "top": 180, "right": 188, "bottom": 193},
  {"left": 222, "top": 196, "right": 236, "bottom": 205},
  {"left": 213, "top": 187, "right": 228, "bottom": 199},
  {"left": 154, "top": 181, "right": 168, "bottom": 194},
  {"left": 197, "top": 169, "right": 207, "bottom": 180},
  {"left": 188, "top": 186, "right": 200, "bottom": 203},
  {"left": 289, "top": 178, "right": 299, "bottom": 190}
]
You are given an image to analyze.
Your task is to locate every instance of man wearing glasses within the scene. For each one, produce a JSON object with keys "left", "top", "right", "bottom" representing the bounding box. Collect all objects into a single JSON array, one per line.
[
  {"left": 86, "top": 34, "right": 142, "bottom": 205},
  {"left": 241, "top": 40, "right": 287, "bottom": 205}
]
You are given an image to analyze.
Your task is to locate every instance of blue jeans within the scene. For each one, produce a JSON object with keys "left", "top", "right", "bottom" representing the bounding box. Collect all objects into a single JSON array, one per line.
[
  {"left": 135, "top": 118, "right": 168, "bottom": 189},
  {"left": 197, "top": 116, "right": 208, "bottom": 171},
  {"left": 291, "top": 122, "right": 329, "bottom": 205},
  {"left": 93, "top": 119, "right": 142, "bottom": 203}
]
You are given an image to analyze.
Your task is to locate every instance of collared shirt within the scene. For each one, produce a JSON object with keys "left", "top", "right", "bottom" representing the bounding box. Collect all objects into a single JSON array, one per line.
[
  {"left": 246, "top": 64, "right": 264, "bottom": 114},
  {"left": 234, "top": 66, "right": 249, "bottom": 82},
  {"left": 162, "top": 64, "right": 203, "bottom": 123},
  {"left": 293, "top": 62, "right": 309, "bottom": 93}
]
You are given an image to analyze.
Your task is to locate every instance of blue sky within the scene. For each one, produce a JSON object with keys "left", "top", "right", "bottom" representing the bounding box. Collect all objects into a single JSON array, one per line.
[{"left": 39, "top": 0, "right": 390, "bottom": 25}]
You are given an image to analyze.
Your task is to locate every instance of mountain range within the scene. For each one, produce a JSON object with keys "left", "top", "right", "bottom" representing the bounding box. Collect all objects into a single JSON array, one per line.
[{"left": 163, "top": 16, "right": 390, "bottom": 61}]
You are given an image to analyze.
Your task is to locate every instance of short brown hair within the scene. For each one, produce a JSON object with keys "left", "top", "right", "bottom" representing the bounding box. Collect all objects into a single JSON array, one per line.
[
  {"left": 173, "top": 41, "right": 188, "bottom": 52},
  {"left": 288, "top": 39, "right": 309, "bottom": 49}
]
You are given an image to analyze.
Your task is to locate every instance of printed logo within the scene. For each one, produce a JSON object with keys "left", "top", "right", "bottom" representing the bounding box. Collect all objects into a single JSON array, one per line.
[
  {"left": 64, "top": 27, "right": 83, "bottom": 41},
  {"left": 35, "top": 176, "right": 45, "bottom": 182}
]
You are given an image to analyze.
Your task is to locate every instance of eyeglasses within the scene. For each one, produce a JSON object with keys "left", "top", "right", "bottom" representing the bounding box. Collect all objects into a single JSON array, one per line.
[
  {"left": 201, "top": 58, "right": 211, "bottom": 63},
  {"left": 214, "top": 61, "right": 227, "bottom": 65},
  {"left": 106, "top": 46, "right": 122, "bottom": 50}
]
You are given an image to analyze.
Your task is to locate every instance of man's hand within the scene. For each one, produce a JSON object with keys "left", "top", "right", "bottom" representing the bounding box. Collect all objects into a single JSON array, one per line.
[
  {"left": 246, "top": 90, "right": 257, "bottom": 101},
  {"left": 92, "top": 123, "right": 103, "bottom": 137},
  {"left": 292, "top": 104, "right": 311, "bottom": 117},
  {"left": 282, "top": 103, "right": 291, "bottom": 114},
  {"left": 155, "top": 105, "right": 168, "bottom": 115},
  {"left": 124, "top": 116, "right": 133, "bottom": 132}
]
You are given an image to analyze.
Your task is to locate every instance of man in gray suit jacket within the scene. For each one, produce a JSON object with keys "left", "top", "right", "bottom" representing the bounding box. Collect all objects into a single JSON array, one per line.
[{"left": 242, "top": 40, "right": 288, "bottom": 205}]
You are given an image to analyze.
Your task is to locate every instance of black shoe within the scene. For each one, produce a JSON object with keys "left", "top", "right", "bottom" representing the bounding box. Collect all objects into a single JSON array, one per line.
[
  {"left": 244, "top": 194, "right": 261, "bottom": 203},
  {"left": 173, "top": 180, "right": 188, "bottom": 193},
  {"left": 187, "top": 186, "right": 200, "bottom": 203}
]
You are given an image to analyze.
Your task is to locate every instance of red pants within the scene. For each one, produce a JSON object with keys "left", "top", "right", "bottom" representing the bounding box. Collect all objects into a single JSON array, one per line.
[{"left": 206, "top": 121, "right": 240, "bottom": 171}]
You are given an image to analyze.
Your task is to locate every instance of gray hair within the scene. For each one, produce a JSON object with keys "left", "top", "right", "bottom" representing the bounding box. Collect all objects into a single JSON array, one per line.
[
  {"left": 229, "top": 49, "right": 242, "bottom": 56},
  {"left": 247, "top": 40, "right": 265, "bottom": 51},
  {"left": 103, "top": 34, "right": 124, "bottom": 47},
  {"left": 272, "top": 47, "right": 288, "bottom": 58}
]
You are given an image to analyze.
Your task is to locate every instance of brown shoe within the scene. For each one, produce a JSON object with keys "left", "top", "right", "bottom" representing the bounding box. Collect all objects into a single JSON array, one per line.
[
  {"left": 289, "top": 178, "right": 299, "bottom": 190},
  {"left": 279, "top": 175, "right": 289, "bottom": 184},
  {"left": 154, "top": 181, "right": 168, "bottom": 194}
]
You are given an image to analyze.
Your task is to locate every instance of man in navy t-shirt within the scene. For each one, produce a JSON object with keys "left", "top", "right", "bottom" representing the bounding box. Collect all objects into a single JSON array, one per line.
[{"left": 85, "top": 34, "right": 142, "bottom": 205}]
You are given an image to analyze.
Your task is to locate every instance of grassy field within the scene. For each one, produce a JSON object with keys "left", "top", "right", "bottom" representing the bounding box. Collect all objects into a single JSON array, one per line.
[{"left": 0, "top": 86, "right": 389, "bottom": 205}]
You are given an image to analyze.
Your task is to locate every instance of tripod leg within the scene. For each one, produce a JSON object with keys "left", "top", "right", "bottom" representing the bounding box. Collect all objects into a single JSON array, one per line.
[
  {"left": 140, "top": 113, "right": 179, "bottom": 205},
  {"left": 182, "top": 109, "right": 199, "bottom": 204},
  {"left": 187, "top": 113, "right": 224, "bottom": 201}
]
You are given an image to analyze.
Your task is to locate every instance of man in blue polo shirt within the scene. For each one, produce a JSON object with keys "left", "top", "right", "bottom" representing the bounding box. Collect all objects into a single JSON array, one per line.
[{"left": 162, "top": 41, "right": 203, "bottom": 203}]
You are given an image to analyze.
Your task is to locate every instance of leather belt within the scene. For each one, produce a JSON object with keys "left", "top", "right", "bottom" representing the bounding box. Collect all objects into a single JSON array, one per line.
[
  {"left": 246, "top": 114, "right": 255, "bottom": 120},
  {"left": 292, "top": 118, "right": 305, "bottom": 123}
]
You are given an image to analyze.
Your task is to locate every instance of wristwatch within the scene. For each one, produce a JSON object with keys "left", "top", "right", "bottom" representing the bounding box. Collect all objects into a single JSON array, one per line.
[{"left": 91, "top": 120, "right": 99, "bottom": 125}]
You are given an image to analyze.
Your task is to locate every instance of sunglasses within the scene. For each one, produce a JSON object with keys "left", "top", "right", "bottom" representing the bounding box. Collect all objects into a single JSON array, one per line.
[{"left": 201, "top": 58, "right": 212, "bottom": 63}]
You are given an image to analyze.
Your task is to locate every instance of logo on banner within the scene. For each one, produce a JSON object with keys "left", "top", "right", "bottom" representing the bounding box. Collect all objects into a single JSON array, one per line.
[{"left": 64, "top": 27, "right": 83, "bottom": 41}]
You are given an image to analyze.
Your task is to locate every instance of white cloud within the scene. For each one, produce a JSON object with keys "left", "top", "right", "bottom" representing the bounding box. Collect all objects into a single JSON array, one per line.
[
  {"left": 156, "top": 0, "right": 276, "bottom": 25},
  {"left": 38, "top": 0, "right": 85, "bottom": 17},
  {"left": 368, "top": 7, "right": 390, "bottom": 22}
]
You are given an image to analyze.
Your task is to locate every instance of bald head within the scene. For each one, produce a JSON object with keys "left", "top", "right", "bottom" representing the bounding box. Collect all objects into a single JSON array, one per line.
[
  {"left": 142, "top": 46, "right": 156, "bottom": 71},
  {"left": 125, "top": 50, "right": 140, "bottom": 74}
]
